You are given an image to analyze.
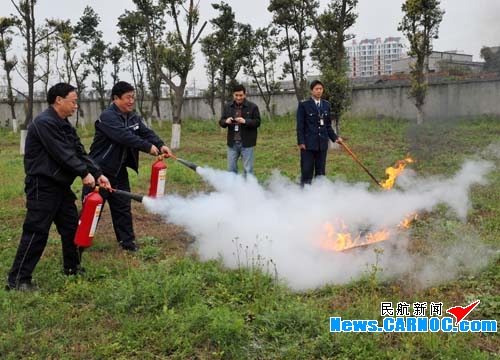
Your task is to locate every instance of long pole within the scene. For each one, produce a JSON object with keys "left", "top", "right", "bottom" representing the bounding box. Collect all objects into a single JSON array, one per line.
[{"left": 338, "top": 140, "right": 382, "bottom": 188}]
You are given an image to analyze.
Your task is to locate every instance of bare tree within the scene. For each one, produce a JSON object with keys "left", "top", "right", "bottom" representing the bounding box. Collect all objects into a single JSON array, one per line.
[
  {"left": 50, "top": 9, "right": 98, "bottom": 122},
  {"left": 10, "top": 0, "right": 55, "bottom": 128},
  {"left": 201, "top": 2, "right": 253, "bottom": 114},
  {"left": 202, "top": 56, "right": 218, "bottom": 116},
  {"left": 268, "top": 0, "right": 311, "bottom": 101},
  {"left": 135, "top": 0, "right": 207, "bottom": 149},
  {"left": 0, "top": 16, "right": 19, "bottom": 124},
  {"left": 38, "top": 23, "right": 57, "bottom": 98},
  {"left": 243, "top": 26, "right": 281, "bottom": 115},
  {"left": 117, "top": 9, "right": 154, "bottom": 118}
]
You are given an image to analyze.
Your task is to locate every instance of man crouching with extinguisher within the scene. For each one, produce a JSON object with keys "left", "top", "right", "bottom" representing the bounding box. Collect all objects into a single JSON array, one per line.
[
  {"left": 5, "top": 83, "right": 111, "bottom": 291},
  {"left": 85, "top": 81, "right": 172, "bottom": 252}
]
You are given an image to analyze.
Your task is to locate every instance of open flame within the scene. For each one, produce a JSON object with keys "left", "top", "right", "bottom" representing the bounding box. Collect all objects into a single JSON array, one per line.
[
  {"left": 380, "top": 156, "right": 414, "bottom": 190},
  {"left": 320, "top": 156, "right": 416, "bottom": 252},
  {"left": 399, "top": 214, "right": 418, "bottom": 229},
  {"left": 319, "top": 221, "right": 391, "bottom": 252}
]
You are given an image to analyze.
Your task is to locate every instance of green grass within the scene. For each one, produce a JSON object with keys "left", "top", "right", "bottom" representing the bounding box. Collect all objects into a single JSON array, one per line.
[{"left": 1, "top": 114, "right": 499, "bottom": 359}]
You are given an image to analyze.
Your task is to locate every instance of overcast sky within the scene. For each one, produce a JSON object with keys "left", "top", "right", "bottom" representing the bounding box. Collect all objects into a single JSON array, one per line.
[{"left": 4, "top": 0, "right": 500, "bottom": 90}]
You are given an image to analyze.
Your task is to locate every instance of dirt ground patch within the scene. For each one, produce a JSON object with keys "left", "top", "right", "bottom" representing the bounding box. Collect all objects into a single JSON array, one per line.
[{"left": 92, "top": 202, "right": 194, "bottom": 257}]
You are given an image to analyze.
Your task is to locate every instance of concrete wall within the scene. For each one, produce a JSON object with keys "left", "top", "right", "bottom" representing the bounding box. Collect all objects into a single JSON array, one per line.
[
  {"left": 133, "top": 93, "right": 299, "bottom": 122},
  {"left": 0, "top": 93, "right": 302, "bottom": 128},
  {"left": 348, "top": 78, "right": 500, "bottom": 120},
  {"left": 2, "top": 78, "right": 500, "bottom": 128}
]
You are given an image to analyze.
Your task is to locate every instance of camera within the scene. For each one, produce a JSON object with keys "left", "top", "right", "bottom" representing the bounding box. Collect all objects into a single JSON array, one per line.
[{"left": 230, "top": 117, "right": 240, "bottom": 132}]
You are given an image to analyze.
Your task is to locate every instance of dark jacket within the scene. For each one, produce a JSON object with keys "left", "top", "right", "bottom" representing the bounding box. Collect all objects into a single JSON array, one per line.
[
  {"left": 219, "top": 99, "right": 261, "bottom": 147},
  {"left": 24, "top": 107, "right": 102, "bottom": 187},
  {"left": 296, "top": 97, "right": 338, "bottom": 151},
  {"left": 89, "top": 103, "right": 165, "bottom": 177}
]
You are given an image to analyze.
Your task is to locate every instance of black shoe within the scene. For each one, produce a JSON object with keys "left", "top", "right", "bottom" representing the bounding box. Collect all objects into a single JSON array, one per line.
[
  {"left": 64, "top": 266, "right": 86, "bottom": 276},
  {"left": 5, "top": 281, "right": 39, "bottom": 291},
  {"left": 120, "top": 242, "right": 139, "bottom": 252}
]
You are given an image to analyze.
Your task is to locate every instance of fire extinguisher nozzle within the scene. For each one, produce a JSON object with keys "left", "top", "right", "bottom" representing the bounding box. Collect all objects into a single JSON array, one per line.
[
  {"left": 112, "top": 189, "right": 144, "bottom": 203},
  {"left": 176, "top": 157, "right": 198, "bottom": 172}
]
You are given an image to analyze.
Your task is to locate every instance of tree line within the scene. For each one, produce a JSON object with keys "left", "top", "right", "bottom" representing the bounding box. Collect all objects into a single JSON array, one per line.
[{"left": 2, "top": 0, "right": 453, "bottom": 148}]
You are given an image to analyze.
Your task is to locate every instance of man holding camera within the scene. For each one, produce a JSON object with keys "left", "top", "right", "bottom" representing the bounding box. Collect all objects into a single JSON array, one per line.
[
  {"left": 219, "top": 84, "right": 261, "bottom": 175},
  {"left": 296, "top": 80, "right": 342, "bottom": 186}
]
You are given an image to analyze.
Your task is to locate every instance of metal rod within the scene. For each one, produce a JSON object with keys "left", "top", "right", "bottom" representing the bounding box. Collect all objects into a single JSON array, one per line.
[{"left": 338, "top": 140, "right": 383, "bottom": 188}]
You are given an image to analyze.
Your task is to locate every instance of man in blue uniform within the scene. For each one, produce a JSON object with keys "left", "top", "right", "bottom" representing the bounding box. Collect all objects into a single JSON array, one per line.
[
  {"left": 296, "top": 80, "right": 343, "bottom": 186},
  {"left": 6, "top": 83, "right": 111, "bottom": 291},
  {"left": 87, "top": 81, "right": 171, "bottom": 252}
]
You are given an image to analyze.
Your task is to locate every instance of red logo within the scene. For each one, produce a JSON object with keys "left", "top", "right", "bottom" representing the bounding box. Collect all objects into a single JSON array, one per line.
[{"left": 446, "top": 300, "right": 480, "bottom": 326}]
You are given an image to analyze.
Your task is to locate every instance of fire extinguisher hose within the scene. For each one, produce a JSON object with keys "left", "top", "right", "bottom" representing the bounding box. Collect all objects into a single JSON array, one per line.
[
  {"left": 110, "top": 188, "right": 144, "bottom": 203},
  {"left": 163, "top": 153, "right": 199, "bottom": 172}
]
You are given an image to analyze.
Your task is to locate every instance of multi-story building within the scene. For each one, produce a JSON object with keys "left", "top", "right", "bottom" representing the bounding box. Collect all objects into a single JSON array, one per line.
[
  {"left": 346, "top": 37, "right": 404, "bottom": 78},
  {"left": 391, "top": 50, "right": 481, "bottom": 74}
]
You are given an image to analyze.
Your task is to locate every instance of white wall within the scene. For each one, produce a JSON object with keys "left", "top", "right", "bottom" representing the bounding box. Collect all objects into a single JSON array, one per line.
[{"left": 2, "top": 78, "right": 500, "bottom": 128}]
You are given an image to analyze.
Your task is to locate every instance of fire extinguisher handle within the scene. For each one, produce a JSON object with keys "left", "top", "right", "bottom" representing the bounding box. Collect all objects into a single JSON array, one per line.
[{"left": 163, "top": 153, "right": 177, "bottom": 160}]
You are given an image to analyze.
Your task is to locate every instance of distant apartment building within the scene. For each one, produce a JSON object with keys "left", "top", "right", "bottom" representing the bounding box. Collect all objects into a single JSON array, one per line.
[{"left": 346, "top": 37, "right": 404, "bottom": 78}]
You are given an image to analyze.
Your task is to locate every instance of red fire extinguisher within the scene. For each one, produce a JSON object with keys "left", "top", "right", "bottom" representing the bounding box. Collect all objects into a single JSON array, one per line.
[
  {"left": 74, "top": 187, "right": 104, "bottom": 248},
  {"left": 149, "top": 155, "right": 167, "bottom": 197}
]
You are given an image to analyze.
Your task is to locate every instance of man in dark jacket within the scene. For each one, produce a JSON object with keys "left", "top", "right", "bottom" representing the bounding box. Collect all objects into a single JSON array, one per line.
[
  {"left": 6, "top": 83, "right": 111, "bottom": 291},
  {"left": 219, "top": 84, "right": 261, "bottom": 175},
  {"left": 87, "top": 81, "right": 171, "bottom": 252},
  {"left": 296, "top": 80, "right": 342, "bottom": 186}
]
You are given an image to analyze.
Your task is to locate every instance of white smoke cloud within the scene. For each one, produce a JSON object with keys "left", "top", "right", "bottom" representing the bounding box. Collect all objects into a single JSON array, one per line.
[{"left": 143, "top": 159, "right": 496, "bottom": 291}]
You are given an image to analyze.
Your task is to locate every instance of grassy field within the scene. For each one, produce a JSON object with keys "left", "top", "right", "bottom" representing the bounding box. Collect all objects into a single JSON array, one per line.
[{"left": 1, "top": 113, "right": 499, "bottom": 359}]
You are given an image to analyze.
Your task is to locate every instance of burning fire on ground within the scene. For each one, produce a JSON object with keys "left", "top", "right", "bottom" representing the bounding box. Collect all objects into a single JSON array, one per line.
[
  {"left": 380, "top": 156, "right": 414, "bottom": 189},
  {"left": 320, "top": 156, "right": 417, "bottom": 252}
]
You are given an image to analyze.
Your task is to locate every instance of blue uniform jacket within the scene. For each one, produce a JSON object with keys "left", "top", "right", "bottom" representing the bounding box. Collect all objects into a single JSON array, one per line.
[
  {"left": 296, "top": 98, "right": 338, "bottom": 151},
  {"left": 89, "top": 103, "right": 165, "bottom": 177},
  {"left": 25, "top": 107, "right": 102, "bottom": 187}
]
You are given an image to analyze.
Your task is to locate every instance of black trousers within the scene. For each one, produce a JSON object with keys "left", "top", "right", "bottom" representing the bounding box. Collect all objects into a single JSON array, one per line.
[
  {"left": 8, "top": 176, "right": 81, "bottom": 286},
  {"left": 83, "top": 166, "right": 135, "bottom": 246},
  {"left": 300, "top": 149, "right": 328, "bottom": 185}
]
